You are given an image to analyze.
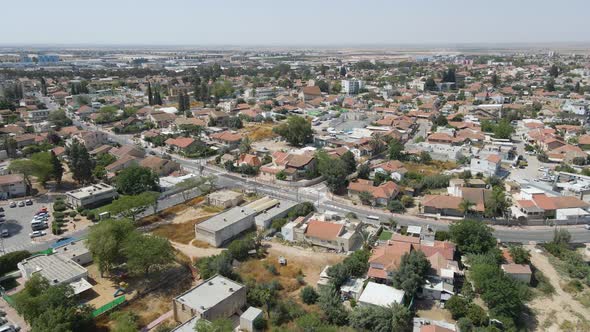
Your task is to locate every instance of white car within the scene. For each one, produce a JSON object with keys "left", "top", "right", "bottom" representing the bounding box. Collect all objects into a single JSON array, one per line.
[
  {"left": 29, "top": 231, "right": 46, "bottom": 238},
  {"left": 584, "top": 224, "right": 590, "bottom": 230}
]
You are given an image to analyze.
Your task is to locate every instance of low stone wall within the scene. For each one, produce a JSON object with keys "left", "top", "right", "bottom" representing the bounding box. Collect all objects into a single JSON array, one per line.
[{"left": 275, "top": 176, "right": 325, "bottom": 188}]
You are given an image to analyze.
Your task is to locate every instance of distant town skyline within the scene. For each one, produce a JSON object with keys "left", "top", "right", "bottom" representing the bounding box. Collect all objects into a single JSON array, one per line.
[{"left": 2, "top": 0, "right": 590, "bottom": 46}]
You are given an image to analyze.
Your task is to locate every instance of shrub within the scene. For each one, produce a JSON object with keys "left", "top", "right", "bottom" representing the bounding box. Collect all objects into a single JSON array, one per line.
[
  {"left": 265, "top": 263, "right": 278, "bottom": 275},
  {"left": 53, "top": 203, "right": 66, "bottom": 212},
  {"left": 0, "top": 251, "right": 31, "bottom": 275},
  {"left": 300, "top": 286, "right": 319, "bottom": 304},
  {"left": 54, "top": 211, "right": 64, "bottom": 219},
  {"left": 87, "top": 212, "right": 97, "bottom": 222},
  {"left": 69, "top": 211, "right": 77, "bottom": 218}
]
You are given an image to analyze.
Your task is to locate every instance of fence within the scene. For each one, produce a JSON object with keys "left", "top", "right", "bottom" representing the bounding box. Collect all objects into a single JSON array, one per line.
[
  {"left": 91, "top": 295, "right": 126, "bottom": 318},
  {"left": 1, "top": 293, "right": 15, "bottom": 307}
]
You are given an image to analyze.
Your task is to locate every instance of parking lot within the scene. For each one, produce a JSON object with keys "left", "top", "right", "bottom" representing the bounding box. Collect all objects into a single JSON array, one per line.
[{"left": 0, "top": 196, "right": 54, "bottom": 254}]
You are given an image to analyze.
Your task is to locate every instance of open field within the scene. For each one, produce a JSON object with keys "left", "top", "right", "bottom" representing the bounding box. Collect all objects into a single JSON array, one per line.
[
  {"left": 405, "top": 161, "right": 458, "bottom": 175},
  {"left": 240, "top": 122, "right": 277, "bottom": 141}
]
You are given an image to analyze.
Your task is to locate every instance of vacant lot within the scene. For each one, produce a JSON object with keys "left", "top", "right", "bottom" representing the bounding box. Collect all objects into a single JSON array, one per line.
[
  {"left": 526, "top": 245, "right": 590, "bottom": 331},
  {"left": 241, "top": 122, "right": 277, "bottom": 141},
  {"left": 151, "top": 215, "right": 211, "bottom": 244},
  {"left": 264, "top": 241, "right": 345, "bottom": 286},
  {"left": 405, "top": 161, "right": 458, "bottom": 175}
]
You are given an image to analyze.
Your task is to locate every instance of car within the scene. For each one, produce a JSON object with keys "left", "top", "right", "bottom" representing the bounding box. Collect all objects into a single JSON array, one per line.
[
  {"left": 1, "top": 229, "right": 8, "bottom": 237},
  {"left": 9, "top": 202, "right": 16, "bottom": 208},
  {"left": 0, "top": 217, "right": 5, "bottom": 223},
  {"left": 29, "top": 231, "right": 46, "bottom": 238},
  {"left": 0, "top": 207, "right": 4, "bottom": 212},
  {"left": 25, "top": 199, "right": 33, "bottom": 205},
  {"left": 17, "top": 201, "right": 25, "bottom": 207},
  {"left": 584, "top": 224, "right": 590, "bottom": 230},
  {"left": 37, "top": 208, "right": 48, "bottom": 214},
  {"left": 55, "top": 237, "right": 72, "bottom": 244}
]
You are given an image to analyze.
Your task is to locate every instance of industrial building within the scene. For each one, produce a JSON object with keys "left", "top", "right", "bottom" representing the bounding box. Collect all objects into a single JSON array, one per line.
[{"left": 172, "top": 275, "right": 246, "bottom": 324}]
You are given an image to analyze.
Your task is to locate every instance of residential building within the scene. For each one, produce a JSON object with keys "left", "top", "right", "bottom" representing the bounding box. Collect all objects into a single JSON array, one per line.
[
  {"left": 0, "top": 174, "right": 27, "bottom": 199},
  {"left": 470, "top": 154, "right": 501, "bottom": 177},
  {"left": 240, "top": 307, "right": 263, "bottom": 332},
  {"left": 53, "top": 240, "right": 93, "bottom": 266},
  {"left": 501, "top": 264, "right": 532, "bottom": 284},
  {"left": 347, "top": 179, "right": 399, "bottom": 206},
  {"left": 65, "top": 183, "right": 118, "bottom": 209},
  {"left": 173, "top": 275, "right": 246, "bottom": 323},
  {"left": 342, "top": 79, "right": 364, "bottom": 95},
  {"left": 139, "top": 155, "right": 180, "bottom": 176},
  {"left": 358, "top": 282, "right": 405, "bottom": 307}
]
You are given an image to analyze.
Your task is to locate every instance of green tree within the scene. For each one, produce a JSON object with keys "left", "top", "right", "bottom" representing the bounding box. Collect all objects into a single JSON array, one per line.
[
  {"left": 300, "top": 286, "right": 319, "bottom": 304},
  {"left": 424, "top": 77, "right": 436, "bottom": 91},
  {"left": 391, "top": 250, "right": 431, "bottom": 297},
  {"left": 458, "top": 199, "right": 475, "bottom": 217},
  {"left": 115, "top": 165, "right": 160, "bottom": 195},
  {"left": 318, "top": 284, "right": 348, "bottom": 325},
  {"left": 388, "top": 139, "right": 406, "bottom": 161},
  {"left": 273, "top": 116, "right": 313, "bottom": 146},
  {"left": 493, "top": 119, "right": 514, "bottom": 139},
  {"left": 50, "top": 150, "right": 64, "bottom": 185},
  {"left": 239, "top": 137, "right": 252, "bottom": 154},
  {"left": 87, "top": 218, "right": 136, "bottom": 276},
  {"left": 47, "top": 109, "right": 72, "bottom": 130},
  {"left": 508, "top": 245, "right": 530, "bottom": 264},
  {"left": 357, "top": 163, "right": 371, "bottom": 179},
  {"left": 449, "top": 219, "right": 496, "bottom": 254},
  {"left": 110, "top": 311, "right": 139, "bottom": 332},
  {"left": 66, "top": 140, "right": 94, "bottom": 184},
  {"left": 316, "top": 150, "right": 349, "bottom": 194},
  {"left": 358, "top": 191, "right": 374, "bottom": 205},
  {"left": 124, "top": 233, "right": 175, "bottom": 276},
  {"left": 106, "top": 192, "right": 160, "bottom": 221},
  {"left": 341, "top": 150, "right": 357, "bottom": 174}
]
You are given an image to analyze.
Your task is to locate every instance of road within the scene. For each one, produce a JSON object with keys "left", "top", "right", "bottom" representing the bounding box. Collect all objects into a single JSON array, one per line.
[{"left": 20, "top": 117, "right": 590, "bottom": 252}]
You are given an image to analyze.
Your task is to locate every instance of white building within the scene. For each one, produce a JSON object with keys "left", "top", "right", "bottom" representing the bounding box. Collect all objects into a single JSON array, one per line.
[
  {"left": 0, "top": 174, "right": 27, "bottom": 199},
  {"left": 65, "top": 183, "right": 118, "bottom": 209},
  {"left": 342, "top": 79, "right": 364, "bottom": 95},
  {"left": 358, "top": 282, "right": 405, "bottom": 307},
  {"left": 17, "top": 254, "right": 92, "bottom": 295},
  {"left": 53, "top": 240, "right": 93, "bottom": 266},
  {"left": 470, "top": 154, "right": 501, "bottom": 177}
]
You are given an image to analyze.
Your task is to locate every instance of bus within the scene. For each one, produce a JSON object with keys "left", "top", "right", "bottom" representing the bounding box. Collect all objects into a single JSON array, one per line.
[{"left": 367, "top": 215, "right": 380, "bottom": 221}]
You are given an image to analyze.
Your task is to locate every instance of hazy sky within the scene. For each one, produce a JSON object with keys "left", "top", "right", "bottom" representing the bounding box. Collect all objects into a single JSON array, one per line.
[{"left": 2, "top": 0, "right": 590, "bottom": 46}]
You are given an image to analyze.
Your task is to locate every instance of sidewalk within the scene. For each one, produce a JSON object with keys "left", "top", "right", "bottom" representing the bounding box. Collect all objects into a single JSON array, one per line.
[{"left": 0, "top": 297, "right": 30, "bottom": 332}]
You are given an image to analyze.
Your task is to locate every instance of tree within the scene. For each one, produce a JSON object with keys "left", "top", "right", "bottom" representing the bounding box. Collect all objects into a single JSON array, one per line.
[
  {"left": 147, "top": 82, "right": 153, "bottom": 106},
  {"left": 107, "top": 192, "right": 160, "bottom": 221},
  {"left": 50, "top": 151, "right": 63, "bottom": 186},
  {"left": 341, "top": 150, "right": 357, "bottom": 174},
  {"left": 110, "top": 312, "right": 139, "bottom": 332},
  {"left": 420, "top": 151, "right": 432, "bottom": 164},
  {"left": 300, "top": 286, "right": 319, "bottom": 304},
  {"left": 273, "top": 116, "right": 313, "bottom": 146},
  {"left": 424, "top": 77, "right": 436, "bottom": 91},
  {"left": 493, "top": 119, "right": 514, "bottom": 139},
  {"left": 13, "top": 274, "right": 94, "bottom": 332},
  {"left": 318, "top": 284, "right": 348, "bottom": 325},
  {"left": 358, "top": 191, "right": 374, "bottom": 205},
  {"left": 449, "top": 219, "right": 496, "bottom": 254},
  {"left": 388, "top": 139, "right": 406, "bottom": 161},
  {"left": 194, "top": 318, "right": 233, "bottom": 332},
  {"left": 124, "top": 233, "right": 175, "bottom": 276},
  {"left": 316, "top": 151, "right": 349, "bottom": 194},
  {"left": 392, "top": 250, "right": 431, "bottom": 297},
  {"left": 66, "top": 140, "right": 93, "bottom": 184},
  {"left": 87, "top": 219, "right": 136, "bottom": 276},
  {"left": 545, "top": 78, "right": 556, "bottom": 92},
  {"left": 239, "top": 137, "right": 252, "bottom": 154},
  {"left": 0, "top": 250, "right": 31, "bottom": 275},
  {"left": 549, "top": 64, "right": 559, "bottom": 77},
  {"left": 445, "top": 295, "right": 469, "bottom": 319},
  {"left": 115, "top": 165, "right": 160, "bottom": 195},
  {"left": 552, "top": 228, "right": 571, "bottom": 246},
  {"left": 458, "top": 199, "right": 475, "bottom": 217},
  {"left": 48, "top": 109, "right": 72, "bottom": 130},
  {"left": 357, "top": 163, "right": 370, "bottom": 179},
  {"left": 390, "top": 303, "right": 413, "bottom": 332},
  {"left": 491, "top": 73, "right": 500, "bottom": 87}
]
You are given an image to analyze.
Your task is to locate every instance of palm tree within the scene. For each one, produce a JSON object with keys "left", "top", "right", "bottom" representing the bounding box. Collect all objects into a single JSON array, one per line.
[{"left": 459, "top": 199, "right": 475, "bottom": 217}]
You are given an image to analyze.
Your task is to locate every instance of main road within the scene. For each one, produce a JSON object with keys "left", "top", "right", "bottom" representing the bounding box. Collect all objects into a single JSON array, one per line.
[{"left": 61, "top": 119, "right": 590, "bottom": 245}]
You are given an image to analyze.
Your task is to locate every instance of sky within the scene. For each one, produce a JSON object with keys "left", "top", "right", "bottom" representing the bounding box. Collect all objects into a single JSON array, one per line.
[{"left": 2, "top": 0, "right": 590, "bottom": 46}]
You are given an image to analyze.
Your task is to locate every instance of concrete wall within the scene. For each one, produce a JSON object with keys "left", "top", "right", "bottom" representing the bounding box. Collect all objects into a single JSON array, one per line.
[{"left": 195, "top": 215, "right": 256, "bottom": 247}]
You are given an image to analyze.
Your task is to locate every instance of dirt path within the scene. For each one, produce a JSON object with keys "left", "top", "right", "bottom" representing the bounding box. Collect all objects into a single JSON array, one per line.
[
  {"left": 171, "top": 241, "right": 224, "bottom": 261},
  {"left": 526, "top": 245, "right": 590, "bottom": 330}
]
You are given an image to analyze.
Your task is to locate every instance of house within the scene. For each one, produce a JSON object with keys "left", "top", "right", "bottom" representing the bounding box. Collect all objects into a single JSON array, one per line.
[
  {"left": 501, "top": 264, "right": 532, "bottom": 284},
  {"left": 148, "top": 111, "right": 176, "bottom": 128},
  {"left": 165, "top": 137, "right": 197, "bottom": 152},
  {"left": 347, "top": 179, "right": 399, "bottom": 206},
  {"left": 71, "top": 130, "right": 109, "bottom": 149},
  {"left": 299, "top": 86, "right": 322, "bottom": 101},
  {"left": 139, "top": 155, "right": 180, "bottom": 176},
  {"left": 260, "top": 151, "right": 317, "bottom": 182},
  {"left": 513, "top": 193, "right": 590, "bottom": 220},
  {"left": 206, "top": 190, "right": 243, "bottom": 209},
  {"left": 421, "top": 195, "right": 464, "bottom": 217},
  {"left": 236, "top": 154, "right": 262, "bottom": 168},
  {"left": 0, "top": 174, "right": 27, "bottom": 199},
  {"left": 65, "top": 183, "right": 118, "bottom": 209},
  {"left": 110, "top": 144, "right": 146, "bottom": 159},
  {"left": 210, "top": 131, "right": 243, "bottom": 148},
  {"left": 173, "top": 275, "right": 246, "bottom": 324},
  {"left": 105, "top": 155, "right": 138, "bottom": 173},
  {"left": 470, "top": 154, "right": 501, "bottom": 177},
  {"left": 358, "top": 282, "right": 405, "bottom": 307},
  {"left": 302, "top": 219, "right": 363, "bottom": 252},
  {"left": 370, "top": 160, "right": 408, "bottom": 181},
  {"left": 17, "top": 254, "right": 93, "bottom": 295}
]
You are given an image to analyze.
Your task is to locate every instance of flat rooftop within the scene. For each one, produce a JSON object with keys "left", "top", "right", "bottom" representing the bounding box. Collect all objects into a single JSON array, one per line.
[
  {"left": 196, "top": 206, "right": 257, "bottom": 233},
  {"left": 359, "top": 282, "right": 405, "bottom": 307},
  {"left": 53, "top": 240, "right": 90, "bottom": 260},
  {"left": 66, "top": 183, "right": 116, "bottom": 199},
  {"left": 19, "top": 254, "right": 87, "bottom": 285},
  {"left": 175, "top": 275, "right": 244, "bottom": 313}
]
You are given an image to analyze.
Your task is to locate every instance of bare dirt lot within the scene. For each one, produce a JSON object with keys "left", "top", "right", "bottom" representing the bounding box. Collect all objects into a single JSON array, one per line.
[
  {"left": 526, "top": 245, "right": 590, "bottom": 331},
  {"left": 263, "top": 241, "right": 345, "bottom": 286}
]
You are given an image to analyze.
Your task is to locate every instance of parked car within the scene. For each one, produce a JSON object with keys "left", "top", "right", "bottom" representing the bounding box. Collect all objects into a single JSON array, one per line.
[
  {"left": 25, "top": 199, "right": 33, "bottom": 206},
  {"left": 17, "top": 201, "right": 25, "bottom": 207},
  {"left": 0, "top": 207, "right": 4, "bottom": 212},
  {"left": 584, "top": 224, "right": 590, "bottom": 230},
  {"left": 9, "top": 202, "right": 16, "bottom": 208},
  {"left": 1, "top": 229, "right": 8, "bottom": 237},
  {"left": 29, "top": 230, "right": 46, "bottom": 238}
]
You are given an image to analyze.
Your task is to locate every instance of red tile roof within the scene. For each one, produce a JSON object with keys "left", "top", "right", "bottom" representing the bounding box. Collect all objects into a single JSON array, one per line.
[{"left": 305, "top": 220, "right": 343, "bottom": 241}]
